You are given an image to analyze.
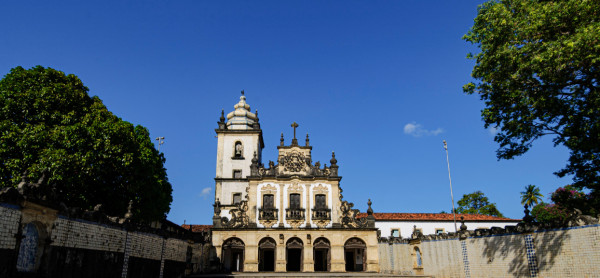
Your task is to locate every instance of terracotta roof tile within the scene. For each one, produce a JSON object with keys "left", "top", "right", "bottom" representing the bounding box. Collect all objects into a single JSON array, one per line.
[
  {"left": 181, "top": 224, "right": 212, "bottom": 232},
  {"left": 357, "top": 213, "right": 520, "bottom": 222}
]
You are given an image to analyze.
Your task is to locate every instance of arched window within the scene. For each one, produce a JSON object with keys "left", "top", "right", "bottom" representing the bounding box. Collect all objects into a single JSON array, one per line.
[
  {"left": 415, "top": 247, "right": 422, "bottom": 268},
  {"left": 234, "top": 141, "right": 244, "bottom": 158}
]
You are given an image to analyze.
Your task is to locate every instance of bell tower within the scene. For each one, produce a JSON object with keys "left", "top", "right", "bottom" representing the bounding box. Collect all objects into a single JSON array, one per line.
[{"left": 214, "top": 91, "right": 264, "bottom": 207}]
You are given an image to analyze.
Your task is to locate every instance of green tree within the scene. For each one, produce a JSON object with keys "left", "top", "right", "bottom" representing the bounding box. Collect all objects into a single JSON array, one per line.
[
  {"left": 0, "top": 66, "right": 172, "bottom": 222},
  {"left": 456, "top": 191, "right": 504, "bottom": 217},
  {"left": 463, "top": 1, "right": 600, "bottom": 196},
  {"left": 520, "top": 184, "right": 543, "bottom": 208}
]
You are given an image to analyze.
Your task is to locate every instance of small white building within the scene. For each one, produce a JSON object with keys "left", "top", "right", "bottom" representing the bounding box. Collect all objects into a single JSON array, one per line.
[{"left": 362, "top": 213, "right": 521, "bottom": 239}]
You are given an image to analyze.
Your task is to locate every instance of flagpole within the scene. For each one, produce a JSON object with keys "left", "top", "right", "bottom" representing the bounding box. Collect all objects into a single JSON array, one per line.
[{"left": 443, "top": 140, "right": 458, "bottom": 233}]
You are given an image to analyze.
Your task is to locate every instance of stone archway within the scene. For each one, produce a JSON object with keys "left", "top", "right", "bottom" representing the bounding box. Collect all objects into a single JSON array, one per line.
[
  {"left": 258, "top": 237, "right": 276, "bottom": 272},
  {"left": 286, "top": 237, "right": 303, "bottom": 271},
  {"left": 16, "top": 221, "right": 48, "bottom": 273},
  {"left": 313, "top": 237, "right": 330, "bottom": 272},
  {"left": 344, "top": 237, "right": 366, "bottom": 272},
  {"left": 222, "top": 237, "right": 245, "bottom": 272}
]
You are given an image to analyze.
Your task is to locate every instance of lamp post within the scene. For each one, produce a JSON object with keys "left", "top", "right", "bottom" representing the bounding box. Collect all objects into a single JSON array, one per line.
[
  {"left": 443, "top": 140, "right": 458, "bottom": 233},
  {"left": 156, "top": 136, "right": 165, "bottom": 151}
]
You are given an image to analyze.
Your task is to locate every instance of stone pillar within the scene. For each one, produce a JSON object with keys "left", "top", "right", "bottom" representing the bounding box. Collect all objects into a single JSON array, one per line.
[
  {"left": 244, "top": 245, "right": 259, "bottom": 272},
  {"left": 303, "top": 241, "right": 314, "bottom": 272},
  {"left": 275, "top": 234, "right": 286, "bottom": 272},
  {"left": 330, "top": 244, "right": 345, "bottom": 272}
]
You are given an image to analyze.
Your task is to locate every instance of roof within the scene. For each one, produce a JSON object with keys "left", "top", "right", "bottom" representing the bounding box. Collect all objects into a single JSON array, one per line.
[
  {"left": 357, "top": 213, "right": 520, "bottom": 222},
  {"left": 181, "top": 224, "right": 213, "bottom": 232}
]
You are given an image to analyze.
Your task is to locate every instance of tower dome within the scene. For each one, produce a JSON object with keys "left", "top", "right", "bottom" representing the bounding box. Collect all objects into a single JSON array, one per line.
[{"left": 226, "top": 91, "right": 258, "bottom": 130}]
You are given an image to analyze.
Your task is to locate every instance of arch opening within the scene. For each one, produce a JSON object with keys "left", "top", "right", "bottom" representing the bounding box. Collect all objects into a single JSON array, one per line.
[
  {"left": 258, "top": 237, "right": 276, "bottom": 272},
  {"left": 222, "top": 237, "right": 245, "bottom": 272},
  {"left": 313, "top": 237, "right": 330, "bottom": 272},
  {"left": 344, "top": 237, "right": 366, "bottom": 272},
  {"left": 286, "top": 237, "right": 303, "bottom": 272}
]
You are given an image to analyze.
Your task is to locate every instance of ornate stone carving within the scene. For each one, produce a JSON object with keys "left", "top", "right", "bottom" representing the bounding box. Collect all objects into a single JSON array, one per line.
[
  {"left": 313, "top": 184, "right": 328, "bottom": 194},
  {"left": 282, "top": 151, "right": 306, "bottom": 172},
  {"left": 339, "top": 200, "right": 368, "bottom": 228},
  {"left": 221, "top": 200, "right": 250, "bottom": 228},
  {"left": 288, "top": 182, "right": 303, "bottom": 192}
]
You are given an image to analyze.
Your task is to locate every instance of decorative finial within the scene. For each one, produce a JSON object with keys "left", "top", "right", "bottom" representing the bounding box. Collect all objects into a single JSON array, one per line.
[
  {"left": 255, "top": 109, "right": 258, "bottom": 118},
  {"left": 280, "top": 133, "right": 284, "bottom": 146},
  {"left": 220, "top": 109, "right": 225, "bottom": 122},
  {"left": 460, "top": 216, "right": 467, "bottom": 231},
  {"left": 330, "top": 151, "right": 337, "bottom": 166},
  {"left": 305, "top": 134, "right": 310, "bottom": 146},
  {"left": 241, "top": 90, "right": 244, "bottom": 96},
  {"left": 367, "top": 199, "right": 373, "bottom": 215}
]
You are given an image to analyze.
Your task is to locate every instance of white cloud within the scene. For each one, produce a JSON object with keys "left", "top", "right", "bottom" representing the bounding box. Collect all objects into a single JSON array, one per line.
[
  {"left": 403, "top": 122, "right": 444, "bottom": 137},
  {"left": 198, "top": 187, "right": 212, "bottom": 199},
  {"left": 488, "top": 126, "right": 499, "bottom": 136}
]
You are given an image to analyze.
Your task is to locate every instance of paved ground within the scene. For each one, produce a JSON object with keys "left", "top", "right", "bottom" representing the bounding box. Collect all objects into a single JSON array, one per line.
[{"left": 187, "top": 272, "right": 431, "bottom": 278}]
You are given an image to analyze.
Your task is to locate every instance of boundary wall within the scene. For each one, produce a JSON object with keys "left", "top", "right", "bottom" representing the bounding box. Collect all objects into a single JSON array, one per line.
[
  {"left": 378, "top": 224, "right": 600, "bottom": 277},
  {"left": 0, "top": 202, "right": 199, "bottom": 278}
]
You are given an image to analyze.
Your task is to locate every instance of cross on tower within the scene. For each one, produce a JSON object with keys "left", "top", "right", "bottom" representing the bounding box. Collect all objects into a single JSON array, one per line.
[
  {"left": 291, "top": 122, "right": 299, "bottom": 139},
  {"left": 291, "top": 122, "right": 299, "bottom": 146}
]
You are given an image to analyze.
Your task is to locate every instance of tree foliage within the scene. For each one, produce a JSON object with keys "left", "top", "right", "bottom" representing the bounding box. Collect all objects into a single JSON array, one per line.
[
  {"left": 0, "top": 66, "right": 172, "bottom": 222},
  {"left": 531, "top": 185, "right": 597, "bottom": 223},
  {"left": 456, "top": 191, "right": 504, "bottom": 217},
  {"left": 520, "top": 184, "right": 543, "bottom": 207},
  {"left": 463, "top": 0, "right": 600, "bottom": 194}
]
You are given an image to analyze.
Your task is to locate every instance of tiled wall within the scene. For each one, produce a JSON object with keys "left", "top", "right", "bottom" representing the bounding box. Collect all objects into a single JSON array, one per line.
[
  {"left": 0, "top": 204, "right": 21, "bottom": 249},
  {"left": 378, "top": 224, "right": 600, "bottom": 278},
  {"left": 51, "top": 217, "right": 126, "bottom": 253},
  {"left": 534, "top": 225, "right": 600, "bottom": 277}
]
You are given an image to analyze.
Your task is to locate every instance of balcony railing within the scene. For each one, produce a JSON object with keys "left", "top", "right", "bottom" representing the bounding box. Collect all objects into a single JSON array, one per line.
[
  {"left": 285, "top": 208, "right": 305, "bottom": 220},
  {"left": 312, "top": 208, "right": 331, "bottom": 221},
  {"left": 258, "top": 207, "right": 278, "bottom": 221}
]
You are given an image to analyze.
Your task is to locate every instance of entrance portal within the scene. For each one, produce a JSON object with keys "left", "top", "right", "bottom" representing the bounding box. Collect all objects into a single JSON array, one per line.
[
  {"left": 286, "top": 237, "right": 303, "bottom": 271},
  {"left": 258, "top": 237, "right": 276, "bottom": 272},
  {"left": 344, "top": 237, "right": 366, "bottom": 272},
  {"left": 222, "top": 238, "right": 245, "bottom": 272},
  {"left": 313, "top": 237, "right": 330, "bottom": 272}
]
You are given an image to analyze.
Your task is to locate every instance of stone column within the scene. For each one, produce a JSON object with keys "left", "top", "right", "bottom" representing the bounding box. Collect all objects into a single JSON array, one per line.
[
  {"left": 244, "top": 245, "right": 259, "bottom": 272},
  {"left": 275, "top": 235, "right": 286, "bottom": 272},
  {"left": 330, "top": 244, "right": 345, "bottom": 272},
  {"left": 303, "top": 239, "right": 314, "bottom": 272}
]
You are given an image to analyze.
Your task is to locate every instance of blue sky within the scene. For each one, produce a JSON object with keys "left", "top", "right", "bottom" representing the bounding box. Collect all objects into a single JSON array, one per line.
[{"left": 1, "top": 1, "right": 571, "bottom": 224}]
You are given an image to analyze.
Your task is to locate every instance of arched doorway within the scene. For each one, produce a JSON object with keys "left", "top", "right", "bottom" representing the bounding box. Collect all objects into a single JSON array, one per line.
[
  {"left": 222, "top": 237, "right": 245, "bottom": 272},
  {"left": 286, "top": 237, "right": 303, "bottom": 271},
  {"left": 16, "top": 223, "right": 40, "bottom": 272},
  {"left": 313, "top": 237, "right": 330, "bottom": 272},
  {"left": 344, "top": 237, "right": 366, "bottom": 272},
  {"left": 258, "top": 237, "right": 276, "bottom": 272}
]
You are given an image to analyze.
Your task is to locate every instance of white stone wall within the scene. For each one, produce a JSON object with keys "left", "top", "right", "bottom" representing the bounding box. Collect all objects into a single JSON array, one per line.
[
  {"left": 0, "top": 204, "right": 21, "bottom": 249},
  {"left": 421, "top": 239, "right": 463, "bottom": 277},
  {"left": 466, "top": 233, "right": 529, "bottom": 278},
  {"left": 534, "top": 225, "right": 600, "bottom": 277},
  {"left": 376, "top": 220, "right": 520, "bottom": 239},
  {"left": 219, "top": 181, "right": 249, "bottom": 206},
  {"left": 255, "top": 182, "right": 333, "bottom": 228},
  {"left": 51, "top": 217, "right": 126, "bottom": 253},
  {"left": 216, "top": 134, "right": 261, "bottom": 179},
  {"left": 378, "top": 224, "right": 600, "bottom": 277}
]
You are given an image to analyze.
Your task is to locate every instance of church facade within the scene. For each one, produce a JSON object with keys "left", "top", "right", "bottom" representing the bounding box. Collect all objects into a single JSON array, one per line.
[{"left": 210, "top": 93, "right": 379, "bottom": 273}]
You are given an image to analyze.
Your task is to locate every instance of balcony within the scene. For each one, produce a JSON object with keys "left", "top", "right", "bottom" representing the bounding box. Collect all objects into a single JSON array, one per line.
[
  {"left": 258, "top": 207, "right": 278, "bottom": 221},
  {"left": 285, "top": 208, "right": 305, "bottom": 220},
  {"left": 312, "top": 208, "right": 331, "bottom": 221}
]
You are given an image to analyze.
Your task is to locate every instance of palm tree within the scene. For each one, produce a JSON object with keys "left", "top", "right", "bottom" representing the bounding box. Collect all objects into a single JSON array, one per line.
[{"left": 521, "top": 185, "right": 544, "bottom": 207}]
